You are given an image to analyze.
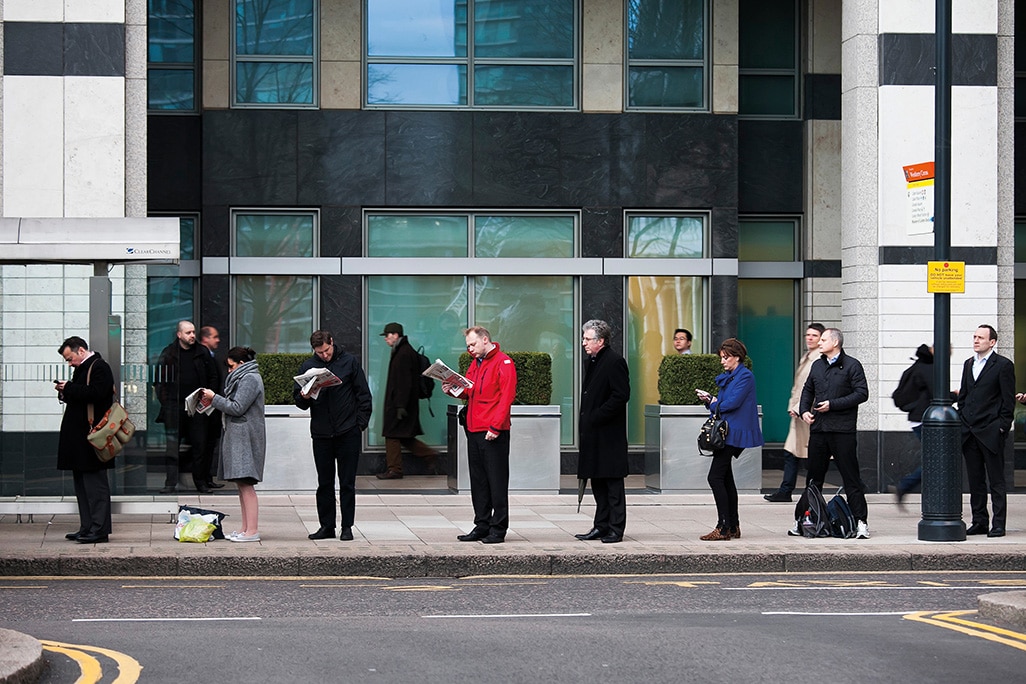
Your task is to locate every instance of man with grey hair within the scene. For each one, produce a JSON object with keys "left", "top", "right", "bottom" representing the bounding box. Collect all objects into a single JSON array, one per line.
[
  {"left": 790, "top": 327, "right": 871, "bottom": 539},
  {"left": 575, "top": 319, "right": 631, "bottom": 544}
]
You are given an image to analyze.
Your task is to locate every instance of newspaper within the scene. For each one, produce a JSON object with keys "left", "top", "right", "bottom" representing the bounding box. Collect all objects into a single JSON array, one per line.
[
  {"left": 184, "top": 388, "right": 214, "bottom": 417},
  {"left": 422, "top": 359, "right": 473, "bottom": 397},
  {"left": 294, "top": 367, "right": 342, "bottom": 399}
]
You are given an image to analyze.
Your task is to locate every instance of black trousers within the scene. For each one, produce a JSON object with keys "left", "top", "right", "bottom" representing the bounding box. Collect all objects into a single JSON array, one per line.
[
  {"left": 73, "top": 469, "right": 111, "bottom": 535},
  {"left": 707, "top": 446, "right": 743, "bottom": 529},
  {"left": 312, "top": 429, "right": 361, "bottom": 530},
  {"left": 466, "top": 430, "right": 510, "bottom": 537},
  {"left": 164, "top": 410, "right": 209, "bottom": 488},
  {"left": 591, "top": 477, "right": 626, "bottom": 536},
  {"left": 962, "top": 434, "right": 1007, "bottom": 528},
  {"left": 794, "top": 431, "right": 868, "bottom": 523}
]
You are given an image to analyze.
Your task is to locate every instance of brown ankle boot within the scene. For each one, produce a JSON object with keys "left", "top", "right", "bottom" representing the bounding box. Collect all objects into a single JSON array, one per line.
[
  {"left": 699, "top": 527, "right": 731, "bottom": 541},
  {"left": 729, "top": 525, "right": 741, "bottom": 539}
]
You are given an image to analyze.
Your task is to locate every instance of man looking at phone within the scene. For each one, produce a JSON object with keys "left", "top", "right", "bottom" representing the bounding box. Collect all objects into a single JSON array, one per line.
[{"left": 790, "top": 328, "right": 870, "bottom": 539}]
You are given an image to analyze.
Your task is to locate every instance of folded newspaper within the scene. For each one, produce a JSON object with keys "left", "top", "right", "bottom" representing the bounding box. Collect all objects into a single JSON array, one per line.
[
  {"left": 294, "top": 367, "right": 342, "bottom": 399},
  {"left": 422, "top": 359, "right": 473, "bottom": 397},
  {"left": 184, "top": 387, "right": 214, "bottom": 417}
]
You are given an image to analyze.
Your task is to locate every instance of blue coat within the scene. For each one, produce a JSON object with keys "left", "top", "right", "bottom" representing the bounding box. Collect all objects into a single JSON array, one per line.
[{"left": 710, "top": 365, "right": 763, "bottom": 449}]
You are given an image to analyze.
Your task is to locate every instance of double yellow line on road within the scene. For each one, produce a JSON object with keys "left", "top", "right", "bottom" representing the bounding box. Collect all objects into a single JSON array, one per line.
[
  {"left": 39, "top": 640, "right": 142, "bottom": 684},
  {"left": 904, "top": 611, "right": 1026, "bottom": 652}
]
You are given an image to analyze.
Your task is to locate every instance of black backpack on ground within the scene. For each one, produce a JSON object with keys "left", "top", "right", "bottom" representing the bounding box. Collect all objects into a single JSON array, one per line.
[
  {"left": 826, "top": 491, "right": 857, "bottom": 539},
  {"left": 801, "top": 483, "right": 833, "bottom": 538}
]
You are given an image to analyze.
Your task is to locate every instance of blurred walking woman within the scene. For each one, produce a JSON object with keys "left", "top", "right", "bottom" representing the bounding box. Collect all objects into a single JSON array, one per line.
[
  {"left": 696, "top": 338, "right": 764, "bottom": 541},
  {"left": 201, "top": 347, "right": 265, "bottom": 542}
]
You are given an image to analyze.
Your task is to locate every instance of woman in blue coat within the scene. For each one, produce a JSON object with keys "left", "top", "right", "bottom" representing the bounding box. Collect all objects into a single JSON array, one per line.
[{"left": 695, "top": 338, "right": 763, "bottom": 541}]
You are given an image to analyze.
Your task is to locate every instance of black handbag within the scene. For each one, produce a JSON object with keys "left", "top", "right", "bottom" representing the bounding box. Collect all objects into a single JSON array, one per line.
[{"left": 697, "top": 407, "right": 729, "bottom": 455}]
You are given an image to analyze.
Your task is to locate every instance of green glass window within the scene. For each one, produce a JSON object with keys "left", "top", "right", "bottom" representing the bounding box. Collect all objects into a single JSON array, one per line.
[
  {"left": 738, "top": 0, "right": 798, "bottom": 117},
  {"left": 179, "top": 216, "right": 197, "bottom": 260},
  {"left": 367, "top": 215, "right": 469, "bottom": 257},
  {"left": 1015, "top": 220, "right": 1026, "bottom": 264},
  {"left": 475, "top": 215, "right": 574, "bottom": 257},
  {"left": 738, "top": 219, "right": 797, "bottom": 261},
  {"left": 737, "top": 279, "right": 795, "bottom": 442},
  {"left": 234, "top": 213, "right": 316, "bottom": 257},
  {"left": 148, "top": 0, "right": 197, "bottom": 111},
  {"left": 627, "top": 0, "right": 707, "bottom": 110},
  {"left": 234, "top": 0, "right": 317, "bottom": 106},
  {"left": 366, "top": 0, "right": 577, "bottom": 109},
  {"left": 627, "top": 215, "right": 704, "bottom": 258},
  {"left": 235, "top": 275, "right": 315, "bottom": 353}
]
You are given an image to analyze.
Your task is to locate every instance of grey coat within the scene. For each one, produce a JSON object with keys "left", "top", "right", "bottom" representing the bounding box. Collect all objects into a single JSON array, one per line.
[{"left": 211, "top": 361, "right": 266, "bottom": 482}]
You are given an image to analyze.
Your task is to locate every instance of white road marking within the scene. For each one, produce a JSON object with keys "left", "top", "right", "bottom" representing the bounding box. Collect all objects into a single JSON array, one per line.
[
  {"left": 763, "top": 611, "right": 913, "bottom": 616},
  {"left": 73, "top": 617, "right": 262, "bottom": 622},
  {"left": 422, "top": 613, "right": 591, "bottom": 619}
]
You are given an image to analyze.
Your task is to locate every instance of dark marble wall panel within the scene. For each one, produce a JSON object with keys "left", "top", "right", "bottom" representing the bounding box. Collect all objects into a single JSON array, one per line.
[
  {"left": 581, "top": 276, "right": 625, "bottom": 337},
  {"left": 643, "top": 114, "right": 738, "bottom": 208},
  {"left": 321, "top": 276, "right": 364, "bottom": 358},
  {"left": 384, "top": 112, "right": 474, "bottom": 205},
  {"left": 65, "top": 23, "right": 125, "bottom": 77},
  {"left": 203, "top": 111, "right": 299, "bottom": 206},
  {"left": 1016, "top": 121, "right": 1026, "bottom": 216},
  {"left": 201, "top": 205, "right": 230, "bottom": 256},
  {"left": 148, "top": 116, "right": 202, "bottom": 212},
  {"left": 297, "top": 111, "right": 386, "bottom": 206},
  {"left": 320, "top": 205, "right": 362, "bottom": 257},
  {"left": 611, "top": 113, "right": 648, "bottom": 205},
  {"left": 709, "top": 275, "right": 737, "bottom": 345},
  {"left": 581, "top": 206, "right": 622, "bottom": 258},
  {"left": 856, "top": 430, "right": 881, "bottom": 493},
  {"left": 557, "top": 113, "right": 614, "bottom": 205},
  {"left": 710, "top": 206, "right": 738, "bottom": 259},
  {"left": 738, "top": 120, "right": 803, "bottom": 213},
  {"left": 805, "top": 259, "right": 841, "bottom": 278},
  {"left": 199, "top": 274, "right": 230, "bottom": 344},
  {"left": 878, "top": 246, "right": 997, "bottom": 265},
  {"left": 472, "top": 112, "right": 563, "bottom": 206},
  {"left": 804, "top": 73, "right": 841, "bottom": 121},
  {"left": 3, "top": 22, "right": 63, "bottom": 75},
  {"left": 879, "top": 33, "right": 997, "bottom": 86}
]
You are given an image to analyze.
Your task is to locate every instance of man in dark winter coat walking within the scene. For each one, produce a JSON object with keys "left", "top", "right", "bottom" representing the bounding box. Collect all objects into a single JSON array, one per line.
[
  {"left": 377, "top": 322, "right": 437, "bottom": 479},
  {"left": 575, "top": 319, "right": 630, "bottom": 544}
]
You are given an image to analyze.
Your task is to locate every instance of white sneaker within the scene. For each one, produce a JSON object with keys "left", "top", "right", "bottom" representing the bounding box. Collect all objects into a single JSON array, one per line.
[
  {"left": 856, "top": 521, "right": 870, "bottom": 539},
  {"left": 230, "top": 532, "right": 260, "bottom": 543},
  {"left": 787, "top": 521, "right": 801, "bottom": 537}
]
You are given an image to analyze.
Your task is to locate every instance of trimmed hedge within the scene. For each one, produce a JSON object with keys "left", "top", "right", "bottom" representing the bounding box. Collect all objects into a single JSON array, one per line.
[
  {"left": 458, "top": 351, "right": 552, "bottom": 405},
  {"left": 657, "top": 354, "right": 753, "bottom": 405},
  {"left": 258, "top": 353, "right": 310, "bottom": 405}
]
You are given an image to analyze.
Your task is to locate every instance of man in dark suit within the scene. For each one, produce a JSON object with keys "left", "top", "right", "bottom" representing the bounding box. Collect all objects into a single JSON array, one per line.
[
  {"left": 55, "top": 336, "right": 115, "bottom": 544},
  {"left": 957, "top": 324, "right": 1015, "bottom": 537},
  {"left": 575, "top": 319, "right": 631, "bottom": 544}
]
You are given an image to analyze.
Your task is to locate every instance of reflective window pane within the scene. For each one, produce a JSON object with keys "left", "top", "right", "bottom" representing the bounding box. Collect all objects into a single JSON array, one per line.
[
  {"left": 367, "top": 215, "right": 469, "bottom": 257},
  {"left": 148, "top": 0, "right": 195, "bottom": 63},
  {"left": 148, "top": 68, "right": 195, "bottom": 110},
  {"left": 626, "top": 275, "right": 703, "bottom": 442},
  {"left": 367, "top": 64, "right": 466, "bottom": 106},
  {"left": 627, "top": 215, "right": 704, "bottom": 258},
  {"left": 235, "top": 214, "right": 315, "bottom": 257},
  {"left": 738, "top": 219, "right": 796, "bottom": 262},
  {"left": 179, "top": 216, "right": 197, "bottom": 260},
  {"left": 1017, "top": 220, "right": 1026, "bottom": 263},
  {"left": 738, "top": 278, "right": 794, "bottom": 443},
  {"left": 235, "top": 275, "right": 314, "bottom": 353},
  {"left": 739, "top": 74, "right": 796, "bottom": 116},
  {"left": 628, "top": 0, "right": 704, "bottom": 60},
  {"left": 628, "top": 67, "right": 703, "bottom": 108},
  {"left": 366, "top": 275, "right": 469, "bottom": 447},
  {"left": 475, "top": 215, "right": 574, "bottom": 257},
  {"left": 474, "top": 66, "right": 573, "bottom": 107},
  {"left": 235, "top": 0, "right": 314, "bottom": 56},
  {"left": 739, "top": 0, "right": 796, "bottom": 69},
  {"left": 474, "top": 0, "right": 574, "bottom": 59},
  {"left": 236, "top": 62, "right": 313, "bottom": 104},
  {"left": 367, "top": 0, "right": 466, "bottom": 57}
]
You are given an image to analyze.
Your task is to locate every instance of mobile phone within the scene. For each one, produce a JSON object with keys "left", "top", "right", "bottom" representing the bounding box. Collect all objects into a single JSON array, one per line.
[{"left": 53, "top": 379, "right": 60, "bottom": 384}]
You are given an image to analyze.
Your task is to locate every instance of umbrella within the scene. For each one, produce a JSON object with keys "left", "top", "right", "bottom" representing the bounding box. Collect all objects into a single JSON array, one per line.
[{"left": 577, "top": 477, "right": 588, "bottom": 513}]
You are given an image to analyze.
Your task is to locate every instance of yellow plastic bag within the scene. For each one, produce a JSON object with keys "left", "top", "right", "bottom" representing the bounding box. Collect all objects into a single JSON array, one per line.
[{"left": 178, "top": 517, "right": 216, "bottom": 543}]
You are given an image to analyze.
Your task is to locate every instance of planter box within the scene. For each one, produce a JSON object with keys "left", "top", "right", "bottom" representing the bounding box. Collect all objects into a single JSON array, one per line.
[
  {"left": 447, "top": 404, "right": 561, "bottom": 494},
  {"left": 644, "top": 404, "right": 763, "bottom": 493},
  {"left": 261, "top": 405, "right": 317, "bottom": 491}
]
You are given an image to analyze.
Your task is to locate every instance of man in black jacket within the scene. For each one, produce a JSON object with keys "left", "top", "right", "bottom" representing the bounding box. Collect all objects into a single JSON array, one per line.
[
  {"left": 957, "top": 324, "right": 1015, "bottom": 537},
  {"left": 574, "top": 319, "right": 630, "bottom": 544},
  {"left": 55, "top": 336, "right": 114, "bottom": 544},
  {"left": 891, "top": 344, "right": 935, "bottom": 503},
  {"left": 155, "top": 321, "right": 219, "bottom": 494},
  {"left": 296, "top": 330, "right": 372, "bottom": 542},
  {"left": 377, "top": 322, "right": 437, "bottom": 479},
  {"left": 791, "top": 328, "right": 870, "bottom": 539}
]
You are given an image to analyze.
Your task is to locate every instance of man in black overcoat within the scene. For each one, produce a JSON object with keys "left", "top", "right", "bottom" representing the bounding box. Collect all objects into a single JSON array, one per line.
[
  {"left": 575, "top": 319, "right": 630, "bottom": 544},
  {"left": 957, "top": 324, "right": 1016, "bottom": 537},
  {"left": 377, "top": 322, "right": 437, "bottom": 479},
  {"left": 55, "top": 336, "right": 115, "bottom": 544}
]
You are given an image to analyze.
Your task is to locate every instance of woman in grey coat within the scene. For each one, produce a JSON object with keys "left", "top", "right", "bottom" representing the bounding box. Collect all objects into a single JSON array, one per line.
[{"left": 201, "top": 347, "right": 265, "bottom": 542}]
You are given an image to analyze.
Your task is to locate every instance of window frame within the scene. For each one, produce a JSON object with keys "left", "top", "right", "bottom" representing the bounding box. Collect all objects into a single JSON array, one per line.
[
  {"left": 624, "top": 0, "right": 710, "bottom": 112},
  {"left": 147, "top": 0, "right": 201, "bottom": 114},
  {"left": 737, "top": 0, "right": 801, "bottom": 120},
  {"left": 231, "top": 0, "right": 320, "bottom": 109}
]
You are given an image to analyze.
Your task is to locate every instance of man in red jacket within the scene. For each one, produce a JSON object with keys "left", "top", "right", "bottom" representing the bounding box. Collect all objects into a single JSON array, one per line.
[{"left": 444, "top": 326, "right": 517, "bottom": 544}]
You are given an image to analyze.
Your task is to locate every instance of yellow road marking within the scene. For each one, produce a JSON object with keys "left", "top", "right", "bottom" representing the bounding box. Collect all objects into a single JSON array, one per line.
[
  {"left": 748, "top": 581, "right": 807, "bottom": 587},
  {"left": 40, "top": 643, "right": 102, "bottom": 684},
  {"left": 918, "top": 581, "right": 948, "bottom": 586},
  {"left": 624, "top": 580, "right": 720, "bottom": 588},
  {"left": 120, "top": 584, "right": 225, "bottom": 589},
  {"left": 382, "top": 585, "right": 459, "bottom": 592},
  {"left": 903, "top": 611, "right": 1026, "bottom": 653},
  {"left": 0, "top": 585, "right": 47, "bottom": 589},
  {"left": 977, "top": 579, "right": 1026, "bottom": 586},
  {"left": 41, "top": 640, "right": 143, "bottom": 684}
]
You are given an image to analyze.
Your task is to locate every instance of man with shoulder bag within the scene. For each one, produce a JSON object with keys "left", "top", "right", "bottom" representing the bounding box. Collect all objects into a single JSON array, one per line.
[{"left": 54, "top": 336, "right": 115, "bottom": 544}]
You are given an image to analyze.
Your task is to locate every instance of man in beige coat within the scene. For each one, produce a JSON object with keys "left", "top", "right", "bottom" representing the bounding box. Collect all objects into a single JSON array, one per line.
[{"left": 765, "top": 323, "right": 825, "bottom": 502}]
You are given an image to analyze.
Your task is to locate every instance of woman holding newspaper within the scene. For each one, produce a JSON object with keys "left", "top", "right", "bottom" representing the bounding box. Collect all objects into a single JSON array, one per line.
[{"left": 201, "top": 347, "right": 265, "bottom": 542}]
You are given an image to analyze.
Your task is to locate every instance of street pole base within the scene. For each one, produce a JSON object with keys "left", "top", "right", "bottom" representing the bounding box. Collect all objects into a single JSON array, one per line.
[{"left": 918, "top": 519, "right": 966, "bottom": 542}]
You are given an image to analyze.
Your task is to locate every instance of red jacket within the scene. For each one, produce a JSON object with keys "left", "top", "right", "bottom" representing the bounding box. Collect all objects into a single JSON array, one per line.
[{"left": 463, "top": 343, "right": 517, "bottom": 433}]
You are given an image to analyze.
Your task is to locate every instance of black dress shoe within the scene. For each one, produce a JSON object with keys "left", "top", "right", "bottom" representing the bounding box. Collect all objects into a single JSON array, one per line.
[
  {"left": 77, "top": 533, "right": 109, "bottom": 544},
  {"left": 457, "top": 529, "right": 488, "bottom": 542},
  {"left": 600, "top": 533, "right": 623, "bottom": 544},
  {"left": 308, "top": 527, "right": 336, "bottom": 540},
  {"left": 480, "top": 534, "right": 505, "bottom": 544},
  {"left": 574, "top": 528, "right": 605, "bottom": 541},
  {"left": 966, "top": 522, "right": 989, "bottom": 535},
  {"left": 764, "top": 491, "right": 792, "bottom": 502},
  {"left": 206, "top": 481, "right": 226, "bottom": 489},
  {"left": 158, "top": 486, "right": 177, "bottom": 494},
  {"left": 65, "top": 530, "right": 86, "bottom": 541},
  {"left": 340, "top": 527, "right": 354, "bottom": 541},
  {"left": 988, "top": 527, "right": 1006, "bottom": 538},
  {"left": 195, "top": 484, "right": 212, "bottom": 494}
]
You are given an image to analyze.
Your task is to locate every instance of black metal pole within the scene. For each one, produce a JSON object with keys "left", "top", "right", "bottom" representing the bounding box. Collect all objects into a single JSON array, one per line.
[{"left": 919, "top": 0, "right": 965, "bottom": 542}]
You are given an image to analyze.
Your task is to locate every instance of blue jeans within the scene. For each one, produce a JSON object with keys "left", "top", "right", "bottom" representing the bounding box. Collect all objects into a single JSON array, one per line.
[{"left": 777, "top": 452, "right": 800, "bottom": 495}]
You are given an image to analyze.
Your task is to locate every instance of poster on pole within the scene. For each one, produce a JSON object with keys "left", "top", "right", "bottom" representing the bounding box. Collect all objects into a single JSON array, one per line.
[{"left": 903, "top": 162, "right": 935, "bottom": 236}]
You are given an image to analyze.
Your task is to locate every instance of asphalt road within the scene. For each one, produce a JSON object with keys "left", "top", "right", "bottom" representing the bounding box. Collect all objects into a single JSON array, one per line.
[{"left": 3, "top": 572, "right": 1025, "bottom": 683}]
